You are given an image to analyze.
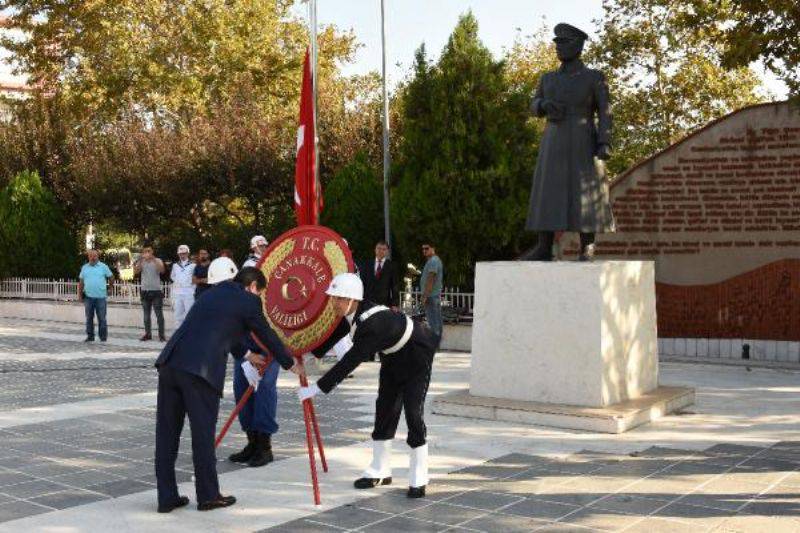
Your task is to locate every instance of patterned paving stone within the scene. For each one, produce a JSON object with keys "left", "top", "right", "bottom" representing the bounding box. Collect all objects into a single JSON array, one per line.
[
  {"left": 0, "top": 500, "right": 52, "bottom": 522},
  {"left": 28, "top": 488, "right": 110, "bottom": 509},
  {"left": 273, "top": 442, "right": 800, "bottom": 532},
  {"left": 460, "top": 512, "right": 552, "bottom": 533}
]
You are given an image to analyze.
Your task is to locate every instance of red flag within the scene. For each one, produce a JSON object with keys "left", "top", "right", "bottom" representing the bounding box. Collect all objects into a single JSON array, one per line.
[{"left": 294, "top": 48, "right": 321, "bottom": 226}]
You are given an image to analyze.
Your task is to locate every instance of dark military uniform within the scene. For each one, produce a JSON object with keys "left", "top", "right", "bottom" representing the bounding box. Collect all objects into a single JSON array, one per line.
[{"left": 314, "top": 301, "right": 437, "bottom": 448}]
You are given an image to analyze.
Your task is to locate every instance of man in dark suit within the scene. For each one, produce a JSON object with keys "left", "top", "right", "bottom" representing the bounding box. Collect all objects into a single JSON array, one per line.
[
  {"left": 154, "top": 259, "right": 300, "bottom": 513},
  {"left": 360, "top": 240, "right": 397, "bottom": 308}
]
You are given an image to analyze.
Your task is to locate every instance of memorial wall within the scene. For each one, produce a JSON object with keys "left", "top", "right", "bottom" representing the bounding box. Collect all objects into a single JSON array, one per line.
[{"left": 564, "top": 102, "right": 800, "bottom": 340}]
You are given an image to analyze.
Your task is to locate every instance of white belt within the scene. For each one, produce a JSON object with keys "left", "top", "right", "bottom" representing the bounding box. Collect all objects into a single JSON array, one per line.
[
  {"left": 382, "top": 316, "right": 414, "bottom": 355},
  {"left": 351, "top": 306, "right": 414, "bottom": 355}
]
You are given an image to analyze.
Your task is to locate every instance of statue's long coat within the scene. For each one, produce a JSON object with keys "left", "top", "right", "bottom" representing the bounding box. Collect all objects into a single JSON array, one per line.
[{"left": 526, "top": 61, "right": 615, "bottom": 232}]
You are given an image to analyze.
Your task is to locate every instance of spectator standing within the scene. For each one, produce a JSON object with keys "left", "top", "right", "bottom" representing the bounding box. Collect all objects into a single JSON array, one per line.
[
  {"left": 170, "top": 245, "right": 195, "bottom": 327},
  {"left": 360, "top": 240, "right": 397, "bottom": 308},
  {"left": 135, "top": 245, "right": 166, "bottom": 341},
  {"left": 243, "top": 235, "right": 268, "bottom": 267},
  {"left": 192, "top": 248, "right": 212, "bottom": 300},
  {"left": 78, "top": 249, "right": 114, "bottom": 342},
  {"left": 420, "top": 242, "right": 444, "bottom": 340}
]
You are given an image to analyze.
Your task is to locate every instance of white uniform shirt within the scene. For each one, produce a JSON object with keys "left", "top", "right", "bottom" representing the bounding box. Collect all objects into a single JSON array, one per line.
[
  {"left": 170, "top": 260, "right": 195, "bottom": 295},
  {"left": 242, "top": 253, "right": 261, "bottom": 268}
]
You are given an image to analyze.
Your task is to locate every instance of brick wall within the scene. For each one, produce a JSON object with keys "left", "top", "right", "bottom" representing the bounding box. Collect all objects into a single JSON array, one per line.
[
  {"left": 559, "top": 102, "right": 800, "bottom": 341},
  {"left": 655, "top": 259, "right": 800, "bottom": 340}
]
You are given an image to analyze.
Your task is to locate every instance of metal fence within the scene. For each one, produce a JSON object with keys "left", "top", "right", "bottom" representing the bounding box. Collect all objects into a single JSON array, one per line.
[
  {"left": 0, "top": 277, "right": 172, "bottom": 306},
  {"left": 399, "top": 287, "right": 475, "bottom": 324},
  {"left": 0, "top": 277, "right": 477, "bottom": 319}
]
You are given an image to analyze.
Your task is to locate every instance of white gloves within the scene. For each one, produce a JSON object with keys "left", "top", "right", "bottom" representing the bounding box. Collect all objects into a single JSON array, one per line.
[
  {"left": 331, "top": 336, "right": 354, "bottom": 361},
  {"left": 297, "top": 382, "right": 321, "bottom": 401},
  {"left": 241, "top": 360, "right": 261, "bottom": 391}
]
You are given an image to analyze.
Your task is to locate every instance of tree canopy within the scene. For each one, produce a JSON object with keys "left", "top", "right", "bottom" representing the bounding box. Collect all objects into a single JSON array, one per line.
[{"left": 590, "top": 0, "right": 765, "bottom": 175}]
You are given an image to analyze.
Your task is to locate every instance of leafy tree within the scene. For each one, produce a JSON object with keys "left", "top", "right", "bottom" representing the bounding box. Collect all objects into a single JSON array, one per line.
[
  {"left": 718, "top": 0, "right": 800, "bottom": 98},
  {"left": 0, "top": 170, "right": 80, "bottom": 277},
  {"left": 590, "top": 0, "right": 766, "bottom": 176},
  {"left": 391, "top": 13, "right": 541, "bottom": 287},
  {"left": 0, "top": 0, "right": 355, "bottom": 122},
  {"left": 0, "top": 0, "right": 383, "bottom": 251},
  {"left": 320, "top": 152, "right": 385, "bottom": 262}
]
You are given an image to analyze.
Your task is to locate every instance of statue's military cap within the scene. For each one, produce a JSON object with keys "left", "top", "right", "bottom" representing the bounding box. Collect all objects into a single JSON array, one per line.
[{"left": 553, "top": 23, "right": 589, "bottom": 42}]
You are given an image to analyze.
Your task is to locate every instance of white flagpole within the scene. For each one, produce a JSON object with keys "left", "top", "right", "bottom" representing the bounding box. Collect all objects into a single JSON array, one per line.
[{"left": 380, "top": 0, "right": 392, "bottom": 252}]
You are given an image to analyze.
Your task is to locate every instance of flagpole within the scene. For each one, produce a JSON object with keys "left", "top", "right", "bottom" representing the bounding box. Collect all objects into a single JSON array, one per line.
[
  {"left": 380, "top": 0, "right": 392, "bottom": 252},
  {"left": 309, "top": 0, "right": 320, "bottom": 221}
]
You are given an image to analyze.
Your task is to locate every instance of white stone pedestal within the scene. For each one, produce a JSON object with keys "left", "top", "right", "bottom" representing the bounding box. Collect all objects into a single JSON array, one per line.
[{"left": 433, "top": 261, "right": 694, "bottom": 433}]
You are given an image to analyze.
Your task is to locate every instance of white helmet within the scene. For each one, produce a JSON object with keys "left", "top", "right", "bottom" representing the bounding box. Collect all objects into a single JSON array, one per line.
[
  {"left": 208, "top": 257, "right": 238, "bottom": 284},
  {"left": 325, "top": 272, "right": 363, "bottom": 301},
  {"left": 250, "top": 235, "right": 268, "bottom": 249},
  {"left": 177, "top": 244, "right": 190, "bottom": 254}
]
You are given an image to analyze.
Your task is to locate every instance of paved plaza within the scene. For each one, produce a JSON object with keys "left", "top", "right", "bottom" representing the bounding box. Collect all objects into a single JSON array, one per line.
[{"left": 0, "top": 315, "right": 799, "bottom": 532}]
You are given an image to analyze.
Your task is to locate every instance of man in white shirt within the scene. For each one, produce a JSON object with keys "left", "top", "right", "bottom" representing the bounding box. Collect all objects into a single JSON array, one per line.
[{"left": 170, "top": 244, "right": 195, "bottom": 327}]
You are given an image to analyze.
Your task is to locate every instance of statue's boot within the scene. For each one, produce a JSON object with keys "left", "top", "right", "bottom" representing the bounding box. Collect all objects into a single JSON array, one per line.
[
  {"left": 519, "top": 231, "right": 554, "bottom": 261},
  {"left": 578, "top": 232, "right": 596, "bottom": 262}
]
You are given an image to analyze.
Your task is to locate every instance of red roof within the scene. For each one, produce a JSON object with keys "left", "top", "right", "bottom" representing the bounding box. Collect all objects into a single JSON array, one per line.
[{"left": 0, "top": 81, "right": 33, "bottom": 93}]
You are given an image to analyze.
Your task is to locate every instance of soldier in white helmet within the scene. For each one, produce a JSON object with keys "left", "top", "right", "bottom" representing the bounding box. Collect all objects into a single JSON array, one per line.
[
  {"left": 225, "top": 233, "right": 283, "bottom": 468},
  {"left": 243, "top": 235, "right": 268, "bottom": 268},
  {"left": 299, "top": 273, "right": 437, "bottom": 498}
]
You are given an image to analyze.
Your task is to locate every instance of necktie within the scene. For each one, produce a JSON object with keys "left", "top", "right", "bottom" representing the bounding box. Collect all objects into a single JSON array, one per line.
[{"left": 376, "top": 260, "right": 382, "bottom": 279}]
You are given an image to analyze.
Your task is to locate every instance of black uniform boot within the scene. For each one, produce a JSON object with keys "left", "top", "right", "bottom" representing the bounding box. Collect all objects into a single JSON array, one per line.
[
  {"left": 354, "top": 477, "right": 392, "bottom": 489},
  {"left": 247, "top": 432, "right": 274, "bottom": 467},
  {"left": 519, "top": 231, "right": 555, "bottom": 261},
  {"left": 228, "top": 430, "right": 256, "bottom": 463},
  {"left": 578, "top": 232, "right": 596, "bottom": 262}
]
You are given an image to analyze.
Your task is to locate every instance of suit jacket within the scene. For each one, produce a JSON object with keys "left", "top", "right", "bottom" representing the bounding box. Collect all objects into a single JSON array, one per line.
[
  {"left": 154, "top": 280, "right": 294, "bottom": 395},
  {"left": 360, "top": 257, "right": 397, "bottom": 307}
]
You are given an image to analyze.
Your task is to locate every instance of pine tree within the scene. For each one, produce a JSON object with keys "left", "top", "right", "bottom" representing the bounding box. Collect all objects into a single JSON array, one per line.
[
  {"left": 392, "top": 13, "right": 539, "bottom": 287},
  {"left": 0, "top": 170, "right": 80, "bottom": 278}
]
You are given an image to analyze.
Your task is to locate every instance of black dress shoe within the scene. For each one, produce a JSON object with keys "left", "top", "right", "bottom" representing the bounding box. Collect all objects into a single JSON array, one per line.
[
  {"left": 353, "top": 477, "right": 392, "bottom": 489},
  {"left": 407, "top": 486, "right": 426, "bottom": 498},
  {"left": 157, "top": 495, "right": 189, "bottom": 513},
  {"left": 84, "top": 337, "right": 94, "bottom": 342},
  {"left": 197, "top": 494, "right": 236, "bottom": 511}
]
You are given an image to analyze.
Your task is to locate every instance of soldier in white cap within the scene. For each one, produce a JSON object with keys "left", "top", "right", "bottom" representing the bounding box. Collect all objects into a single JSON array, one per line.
[
  {"left": 170, "top": 244, "right": 195, "bottom": 327},
  {"left": 299, "top": 273, "right": 438, "bottom": 498},
  {"left": 243, "top": 235, "right": 268, "bottom": 268}
]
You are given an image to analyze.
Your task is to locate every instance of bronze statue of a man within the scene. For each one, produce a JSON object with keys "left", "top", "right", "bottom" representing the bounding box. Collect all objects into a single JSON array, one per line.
[{"left": 521, "top": 23, "right": 614, "bottom": 261}]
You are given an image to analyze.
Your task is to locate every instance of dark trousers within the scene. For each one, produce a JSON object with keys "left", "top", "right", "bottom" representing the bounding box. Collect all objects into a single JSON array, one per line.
[
  {"left": 141, "top": 290, "right": 165, "bottom": 337},
  {"left": 155, "top": 366, "right": 220, "bottom": 506},
  {"left": 84, "top": 297, "right": 107, "bottom": 340},
  {"left": 233, "top": 358, "right": 279, "bottom": 434},
  {"left": 372, "top": 345, "right": 435, "bottom": 448}
]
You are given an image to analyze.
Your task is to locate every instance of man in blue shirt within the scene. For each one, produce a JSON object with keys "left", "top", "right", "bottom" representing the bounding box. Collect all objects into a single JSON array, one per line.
[
  {"left": 420, "top": 242, "right": 444, "bottom": 340},
  {"left": 78, "top": 249, "right": 114, "bottom": 342}
]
